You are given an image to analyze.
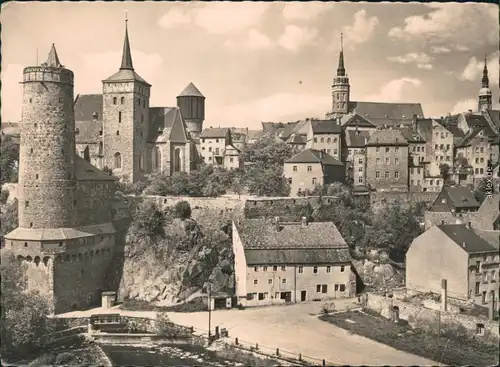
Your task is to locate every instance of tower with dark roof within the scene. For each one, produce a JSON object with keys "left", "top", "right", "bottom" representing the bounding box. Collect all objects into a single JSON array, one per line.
[
  {"left": 176, "top": 82, "right": 205, "bottom": 140},
  {"left": 101, "top": 18, "right": 151, "bottom": 182},
  {"left": 478, "top": 56, "right": 492, "bottom": 112},
  {"left": 18, "top": 44, "right": 77, "bottom": 229},
  {"left": 330, "top": 34, "right": 350, "bottom": 118}
]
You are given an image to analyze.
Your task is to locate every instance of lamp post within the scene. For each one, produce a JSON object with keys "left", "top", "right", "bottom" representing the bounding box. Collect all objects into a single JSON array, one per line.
[{"left": 208, "top": 284, "right": 212, "bottom": 339}]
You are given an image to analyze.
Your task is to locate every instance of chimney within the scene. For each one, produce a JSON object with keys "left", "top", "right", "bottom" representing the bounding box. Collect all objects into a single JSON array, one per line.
[
  {"left": 441, "top": 279, "right": 448, "bottom": 312},
  {"left": 274, "top": 216, "right": 280, "bottom": 232},
  {"left": 301, "top": 216, "right": 308, "bottom": 226},
  {"left": 462, "top": 241, "right": 466, "bottom": 248}
]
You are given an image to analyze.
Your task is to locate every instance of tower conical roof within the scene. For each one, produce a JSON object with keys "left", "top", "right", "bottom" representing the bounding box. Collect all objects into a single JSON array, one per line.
[
  {"left": 120, "top": 21, "right": 134, "bottom": 70},
  {"left": 178, "top": 82, "right": 204, "bottom": 98},
  {"left": 46, "top": 43, "right": 63, "bottom": 67},
  {"left": 481, "top": 57, "right": 489, "bottom": 88},
  {"left": 337, "top": 33, "right": 346, "bottom": 77}
]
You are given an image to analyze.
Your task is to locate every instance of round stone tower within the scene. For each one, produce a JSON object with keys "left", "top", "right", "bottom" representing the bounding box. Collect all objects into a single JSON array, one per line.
[
  {"left": 176, "top": 82, "right": 205, "bottom": 140},
  {"left": 18, "top": 44, "right": 77, "bottom": 229}
]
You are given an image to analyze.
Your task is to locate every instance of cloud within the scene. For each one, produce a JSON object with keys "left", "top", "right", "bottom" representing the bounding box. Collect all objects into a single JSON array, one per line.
[
  {"left": 430, "top": 46, "right": 451, "bottom": 54},
  {"left": 225, "top": 29, "right": 275, "bottom": 51},
  {"left": 458, "top": 51, "right": 499, "bottom": 85},
  {"left": 364, "top": 78, "right": 422, "bottom": 102},
  {"left": 1, "top": 64, "right": 25, "bottom": 122},
  {"left": 387, "top": 53, "right": 433, "bottom": 70},
  {"left": 209, "top": 92, "right": 330, "bottom": 127},
  {"left": 388, "top": 3, "right": 497, "bottom": 50},
  {"left": 342, "top": 9, "right": 379, "bottom": 48},
  {"left": 277, "top": 25, "right": 319, "bottom": 52},
  {"left": 450, "top": 99, "right": 477, "bottom": 114},
  {"left": 192, "top": 3, "right": 270, "bottom": 34},
  {"left": 78, "top": 50, "right": 164, "bottom": 93},
  {"left": 282, "top": 2, "right": 334, "bottom": 21},
  {"left": 158, "top": 9, "right": 191, "bottom": 28}
]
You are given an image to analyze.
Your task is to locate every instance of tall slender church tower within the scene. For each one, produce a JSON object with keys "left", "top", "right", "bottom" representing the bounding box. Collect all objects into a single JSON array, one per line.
[
  {"left": 478, "top": 57, "right": 492, "bottom": 112},
  {"left": 102, "top": 16, "right": 151, "bottom": 183},
  {"left": 330, "top": 33, "right": 350, "bottom": 119}
]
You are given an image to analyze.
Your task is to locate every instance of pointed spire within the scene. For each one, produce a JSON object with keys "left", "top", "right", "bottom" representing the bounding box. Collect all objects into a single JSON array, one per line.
[
  {"left": 120, "top": 13, "right": 134, "bottom": 70},
  {"left": 46, "top": 43, "right": 62, "bottom": 67},
  {"left": 337, "top": 33, "right": 346, "bottom": 77},
  {"left": 482, "top": 55, "right": 489, "bottom": 88}
]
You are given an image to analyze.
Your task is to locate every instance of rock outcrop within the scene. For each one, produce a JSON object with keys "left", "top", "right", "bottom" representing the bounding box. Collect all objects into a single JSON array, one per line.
[{"left": 118, "top": 215, "right": 235, "bottom": 306}]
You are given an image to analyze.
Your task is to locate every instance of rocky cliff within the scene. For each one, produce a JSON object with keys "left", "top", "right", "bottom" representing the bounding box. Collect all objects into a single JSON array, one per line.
[{"left": 118, "top": 207, "right": 236, "bottom": 306}]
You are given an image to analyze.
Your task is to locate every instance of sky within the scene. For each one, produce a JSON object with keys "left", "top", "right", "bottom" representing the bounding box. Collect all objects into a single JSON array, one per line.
[{"left": 1, "top": 1, "right": 499, "bottom": 129}]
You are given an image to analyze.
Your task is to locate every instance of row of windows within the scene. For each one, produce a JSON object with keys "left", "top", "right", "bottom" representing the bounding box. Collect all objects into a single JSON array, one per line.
[
  {"left": 375, "top": 157, "right": 400, "bottom": 165},
  {"left": 435, "top": 155, "right": 451, "bottom": 162},
  {"left": 435, "top": 132, "right": 449, "bottom": 138},
  {"left": 56, "top": 248, "right": 112, "bottom": 263},
  {"left": 375, "top": 147, "right": 400, "bottom": 153},
  {"left": 202, "top": 147, "right": 220, "bottom": 154},
  {"left": 410, "top": 178, "right": 441, "bottom": 186},
  {"left": 410, "top": 167, "right": 422, "bottom": 175},
  {"left": 288, "top": 177, "right": 317, "bottom": 185},
  {"left": 375, "top": 171, "right": 400, "bottom": 179},
  {"left": 253, "top": 265, "right": 345, "bottom": 273},
  {"left": 111, "top": 97, "right": 147, "bottom": 108},
  {"left": 313, "top": 137, "right": 338, "bottom": 144},
  {"left": 201, "top": 138, "right": 222, "bottom": 143},
  {"left": 435, "top": 144, "right": 451, "bottom": 151},
  {"left": 411, "top": 146, "right": 425, "bottom": 152},
  {"left": 316, "top": 284, "right": 346, "bottom": 293}
]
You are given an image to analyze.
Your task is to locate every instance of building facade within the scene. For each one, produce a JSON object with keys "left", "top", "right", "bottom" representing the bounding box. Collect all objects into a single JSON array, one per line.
[
  {"left": 232, "top": 218, "right": 356, "bottom": 307},
  {"left": 284, "top": 149, "right": 345, "bottom": 196},
  {"left": 406, "top": 224, "right": 499, "bottom": 306},
  {"left": 365, "top": 129, "right": 409, "bottom": 191}
]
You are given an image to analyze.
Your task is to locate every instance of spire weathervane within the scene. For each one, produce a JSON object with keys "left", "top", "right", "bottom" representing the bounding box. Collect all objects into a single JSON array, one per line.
[
  {"left": 340, "top": 33, "right": 343, "bottom": 52},
  {"left": 125, "top": 10, "right": 128, "bottom": 23}
]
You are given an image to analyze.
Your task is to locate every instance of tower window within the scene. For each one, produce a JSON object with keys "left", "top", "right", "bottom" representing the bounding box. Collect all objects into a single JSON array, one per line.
[
  {"left": 118, "top": 111, "right": 122, "bottom": 123},
  {"left": 34, "top": 123, "right": 37, "bottom": 128},
  {"left": 141, "top": 114, "right": 144, "bottom": 123},
  {"left": 120, "top": 97, "right": 125, "bottom": 104},
  {"left": 142, "top": 100, "right": 146, "bottom": 108},
  {"left": 113, "top": 97, "right": 117, "bottom": 105},
  {"left": 35, "top": 174, "right": 38, "bottom": 179},
  {"left": 30, "top": 148, "right": 33, "bottom": 154},
  {"left": 29, "top": 98, "right": 32, "bottom": 103},
  {"left": 25, "top": 201, "right": 29, "bottom": 208},
  {"left": 99, "top": 130, "right": 103, "bottom": 136},
  {"left": 116, "top": 130, "right": 120, "bottom": 136}
]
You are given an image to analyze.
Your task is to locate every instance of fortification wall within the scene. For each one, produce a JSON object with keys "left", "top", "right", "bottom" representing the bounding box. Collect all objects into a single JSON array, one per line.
[
  {"left": 244, "top": 196, "right": 339, "bottom": 219},
  {"left": 370, "top": 191, "right": 438, "bottom": 212},
  {"left": 424, "top": 211, "right": 477, "bottom": 230},
  {"left": 365, "top": 293, "right": 499, "bottom": 339},
  {"left": 75, "top": 181, "right": 115, "bottom": 226}
]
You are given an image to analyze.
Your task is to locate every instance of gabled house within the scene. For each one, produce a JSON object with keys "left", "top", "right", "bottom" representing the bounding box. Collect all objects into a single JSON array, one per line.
[
  {"left": 200, "top": 127, "right": 233, "bottom": 167},
  {"left": 232, "top": 217, "right": 356, "bottom": 306},
  {"left": 306, "top": 119, "right": 342, "bottom": 160},
  {"left": 283, "top": 149, "right": 344, "bottom": 196},
  {"left": 399, "top": 126, "right": 426, "bottom": 190},
  {"left": 339, "top": 113, "right": 376, "bottom": 132},
  {"left": 424, "top": 186, "right": 481, "bottom": 229},
  {"left": 406, "top": 224, "right": 499, "bottom": 306},
  {"left": 343, "top": 129, "right": 370, "bottom": 187}
]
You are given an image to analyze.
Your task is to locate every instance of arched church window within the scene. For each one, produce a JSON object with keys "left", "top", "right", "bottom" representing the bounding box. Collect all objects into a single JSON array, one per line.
[
  {"left": 152, "top": 147, "right": 161, "bottom": 172},
  {"left": 120, "top": 97, "right": 125, "bottom": 104},
  {"left": 118, "top": 111, "right": 122, "bottom": 123},
  {"left": 114, "top": 152, "right": 122, "bottom": 169},
  {"left": 113, "top": 97, "right": 117, "bottom": 105}
]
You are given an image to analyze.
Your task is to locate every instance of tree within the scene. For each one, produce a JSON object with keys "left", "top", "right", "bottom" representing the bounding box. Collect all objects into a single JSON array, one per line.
[
  {"left": 240, "top": 136, "right": 297, "bottom": 167},
  {"left": 245, "top": 164, "right": 291, "bottom": 197},
  {"left": 129, "top": 201, "right": 168, "bottom": 241},
  {"left": 362, "top": 201, "right": 423, "bottom": 262},
  {"left": 1, "top": 199, "right": 18, "bottom": 235},
  {"left": 1, "top": 251, "right": 54, "bottom": 358},
  {"left": 0, "top": 135, "right": 19, "bottom": 184},
  {"left": 173, "top": 201, "right": 192, "bottom": 220},
  {"left": 439, "top": 163, "right": 452, "bottom": 184}
]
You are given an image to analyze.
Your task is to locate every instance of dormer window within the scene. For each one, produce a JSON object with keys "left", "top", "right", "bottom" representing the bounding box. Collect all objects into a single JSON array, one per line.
[
  {"left": 92, "top": 112, "right": 99, "bottom": 119},
  {"left": 75, "top": 128, "right": 80, "bottom": 134}
]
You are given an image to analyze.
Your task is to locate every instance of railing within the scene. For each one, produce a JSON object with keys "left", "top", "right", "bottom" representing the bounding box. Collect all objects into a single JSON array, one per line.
[{"left": 187, "top": 325, "right": 337, "bottom": 366}]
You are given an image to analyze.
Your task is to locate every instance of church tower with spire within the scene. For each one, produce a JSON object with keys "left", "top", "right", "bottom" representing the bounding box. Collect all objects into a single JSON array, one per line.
[
  {"left": 330, "top": 33, "right": 350, "bottom": 119},
  {"left": 478, "top": 56, "right": 492, "bottom": 112},
  {"left": 102, "top": 15, "right": 151, "bottom": 182}
]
